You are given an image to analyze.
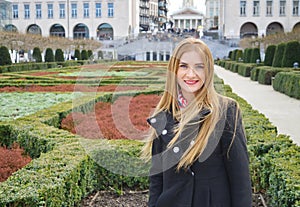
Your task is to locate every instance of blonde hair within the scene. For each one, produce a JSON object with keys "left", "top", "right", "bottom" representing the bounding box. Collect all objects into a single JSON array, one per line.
[{"left": 142, "top": 38, "right": 226, "bottom": 170}]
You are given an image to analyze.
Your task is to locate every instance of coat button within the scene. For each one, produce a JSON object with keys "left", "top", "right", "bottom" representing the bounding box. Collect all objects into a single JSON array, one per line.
[
  {"left": 150, "top": 118, "right": 156, "bottom": 124},
  {"left": 173, "top": 146, "right": 179, "bottom": 153},
  {"left": 162, "top": 129, "right": 167, "bottom": 135},
  {"left": 190, "top": 140, "right": 195, "bottom": 145}
]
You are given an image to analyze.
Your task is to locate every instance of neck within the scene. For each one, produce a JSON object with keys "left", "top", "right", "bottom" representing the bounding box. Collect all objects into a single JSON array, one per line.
[{"left": 181, "top": 91, "right": 195, "bottom": 104}]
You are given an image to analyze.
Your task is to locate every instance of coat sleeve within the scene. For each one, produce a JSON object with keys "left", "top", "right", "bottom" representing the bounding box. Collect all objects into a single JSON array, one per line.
[
  {"left": 222, "top": 102, "right": 252, "bottom": 207},
  {"left": 148, "top": 137, "right": 163, "bottom": 207}
]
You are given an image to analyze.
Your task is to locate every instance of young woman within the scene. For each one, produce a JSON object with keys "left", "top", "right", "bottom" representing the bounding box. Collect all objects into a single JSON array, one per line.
[{"left": 142, "top": 38, "right": 252, "bottom": 207}]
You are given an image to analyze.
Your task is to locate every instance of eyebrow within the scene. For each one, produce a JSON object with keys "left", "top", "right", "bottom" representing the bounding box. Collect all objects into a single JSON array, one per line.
[{"left": 179, "top": 61, "right": 204, "bottom": 66}]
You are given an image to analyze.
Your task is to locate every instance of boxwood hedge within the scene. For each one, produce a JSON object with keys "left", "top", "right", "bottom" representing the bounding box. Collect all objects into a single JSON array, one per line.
[
  {"left": 0, "top": 65, "right": 299, "bottom": 207},
  {"left": 273, "top": 71, "right": 300, "bottom": 99}
]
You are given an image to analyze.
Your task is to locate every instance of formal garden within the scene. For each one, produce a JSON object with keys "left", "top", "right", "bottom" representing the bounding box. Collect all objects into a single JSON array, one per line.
[{"left": 0, "top": 31, "right": 299, "bottom": 206}]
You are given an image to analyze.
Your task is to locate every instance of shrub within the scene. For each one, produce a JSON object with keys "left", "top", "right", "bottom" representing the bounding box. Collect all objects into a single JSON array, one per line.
[
  {"left": 272, "top": 43, "right": 286, "bottom": 67},
  {"left": 273, "top": 71, "right": 300, "bottom": 99},
  {"left": 244, "top": 48, "right": 253, "bottom": 63},
  {"left": 55, "top": 48, "right": 65, "bottom": 62},
  {"left": 98, "top": 50, "right": 103, "bottom": 59},
  {"left": 232, "top": 49, "right": 237, "bottom": 61},
  {"left": 235, "top": 50, "right": 243, "bottom": 61},
  {"left": 74, "top": 49, "right": 81, "bottom": 60},
  {"left": 243, "top": 48, "right": 248, "bottom": 63},
  {"left": 81, "top": 49, "right": 88, "bottom": 60},
  {"left": 281, "top": 41, "right": 300, "bottom": 68},
  {"left": 61, "top": 94, "right": 161, "bottom": 139},
  {"left": 264, "top": 45, "right": 276, "bottom": 66},
  {"left": 228, "top": 51, "right": 233, "bottom": 60},
  {"left": 0, "top": 46, "right": 12, "bottom": 66},
  {"left": 237, "top": 63, "right": 255, "bottom": 77},
  {"left": 44, "top": 48, "right": 54, "bottom": 62},
  {"left": 250, "top": 48, "right": 261, "bottom": 63},
  {"left": 250, "top": 67, "right": 260, "bottom": 81},
  {"left": 32, "top": 47, "right": 43, "bottom": 62},
  {"left": 0, "top": 142, "right": 31, "bottom": 182},
  {"left": 87, "top": 50, "right": 93, "bottom": 59}
]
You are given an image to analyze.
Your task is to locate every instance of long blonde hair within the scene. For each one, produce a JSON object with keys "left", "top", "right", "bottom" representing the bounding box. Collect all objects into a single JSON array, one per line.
[{"left": 142, "top": 38, "right": 223, "bottom": 170}]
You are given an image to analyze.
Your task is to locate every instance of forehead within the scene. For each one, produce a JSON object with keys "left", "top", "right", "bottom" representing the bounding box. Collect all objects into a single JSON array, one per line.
[{"left": 180, "top": 50, "right": 203, "bottom": 64}]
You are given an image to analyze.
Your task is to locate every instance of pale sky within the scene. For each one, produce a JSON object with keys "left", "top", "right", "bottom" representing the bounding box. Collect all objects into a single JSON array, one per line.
[{"left": 168, "top": 0, "right": 206, "bottom": 15}]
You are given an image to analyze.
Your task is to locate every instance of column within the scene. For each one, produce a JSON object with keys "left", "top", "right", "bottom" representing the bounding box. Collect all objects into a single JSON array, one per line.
[
  {"left": 144, "top": 52, "right": 147, "bottom": 61},
  {"left": 150, "top": 51, "right": 153, "bottom": 61},
  {"left": 163, "top": 51, "right": 166, "bottom": 61}
]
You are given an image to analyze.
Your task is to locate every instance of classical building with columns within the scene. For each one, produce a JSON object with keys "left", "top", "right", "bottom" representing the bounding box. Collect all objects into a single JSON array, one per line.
[
  {"left": 206, "top": 0, "right": 300, "bottom": 40},
  {"left": 169, "top": 0, "right": 204, "bottom": 31}
]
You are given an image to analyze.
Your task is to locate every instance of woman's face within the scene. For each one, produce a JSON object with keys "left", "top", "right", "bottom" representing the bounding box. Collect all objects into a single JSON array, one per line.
[{"left": 176, "top": 50, "right": 206, "bottom": 99}]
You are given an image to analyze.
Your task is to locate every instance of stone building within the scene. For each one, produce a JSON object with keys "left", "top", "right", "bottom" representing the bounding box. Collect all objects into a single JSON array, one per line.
[
  {"left": 158, "top": 0, "right": 168, "bottom": 30},
  {"left": 3, "top": 0, "right": 165, "bottom": 39},
  {"left": 206, "top": 0, "right": 300, "bottom": 40},
  {"left": 0, "top": 0, "right": 12, "bottom": 31},
  {"left": 169, "top": 0, "right": 204, "bottom": 31}
]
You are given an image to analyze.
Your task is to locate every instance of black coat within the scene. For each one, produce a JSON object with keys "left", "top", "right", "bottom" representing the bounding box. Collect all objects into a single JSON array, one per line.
[{"left": 147, "top": 100, "right": 252, "bottom": 207}]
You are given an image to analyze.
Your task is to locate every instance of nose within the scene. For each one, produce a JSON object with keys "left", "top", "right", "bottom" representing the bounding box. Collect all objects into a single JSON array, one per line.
[{"left": 186, "top": 66, "right": 196, "bottom": 77}]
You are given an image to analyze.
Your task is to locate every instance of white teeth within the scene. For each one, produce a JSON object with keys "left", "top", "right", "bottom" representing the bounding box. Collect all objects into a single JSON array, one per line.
[{"left": 185, "top": 80, "right": 198, "bottom": 84}]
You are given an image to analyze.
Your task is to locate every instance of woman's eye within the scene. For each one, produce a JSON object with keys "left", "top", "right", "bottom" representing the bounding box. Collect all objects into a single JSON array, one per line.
[
  {"left": 195, "top": 65, "right": 204, "bottom": 70},
  {"left": 179, "top": 64, "right": 188, "bottom": 69}
]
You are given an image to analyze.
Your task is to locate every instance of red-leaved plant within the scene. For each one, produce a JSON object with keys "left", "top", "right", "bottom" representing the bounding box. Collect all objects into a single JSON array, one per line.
[
  {"left": 0, "top": 143, "right": 32, "bottom": 182},
  {"left": 61, "top": 94, "right": 161, "bottom": 140}
]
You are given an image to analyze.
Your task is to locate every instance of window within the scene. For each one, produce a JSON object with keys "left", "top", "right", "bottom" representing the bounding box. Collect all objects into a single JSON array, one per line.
[
  {"left": 216, "top": 6, "right": 219, "bottom": 16},
  {"left": 209, "top": 8, "right": 214, "bottom": 17},
  {"left": 24, "top": 4, "right": 30, "bottom": 19},
  {"left": 240, "top": 1, "right": 246, "bottom": 16},
  {"left": 280, "top": 0, "right": 286, "bottom": 15},
  {"left": 108, "top": 3, "right": 114, "bottom": 17},
  {"left": 48, "top": 4, "right": 53, "bottom": 19},
  {"left": 83, "top": 2, "right": 89, "bottom": 18},
  {"left": 253, "top": 0, "right": 260, "bottom": 16},
  {"left": 0, "top": 4, "right": 8, "bottom": 19},
  {"left": 293, "top": 0, "right": 299, "bottom": 15},
  {"left": 266, "top": 0, "right": 272, "bottom": 16},
  {"left": 36, "top": 4, "right": 42, "bottom": 19},
  {"left": 13, "top": 4, "right": 18, "bottom": 19},
  {"left": 59, "top": 3, "right": 65, "bottom": 18},
  {"left": 71, "top": 3, "right": 77, "bottom": 18},
  {"left": 96, "top": 3, "right": 101, "bottom": 17}
]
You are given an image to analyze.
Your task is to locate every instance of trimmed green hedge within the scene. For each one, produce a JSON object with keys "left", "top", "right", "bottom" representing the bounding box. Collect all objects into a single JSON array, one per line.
[
  {"left": 0, "top": 91, "right": 154, "bottom": 206},
  {"left": 224, "top": 85, "right": 300, "bottom": 207},
  {"left": 256, "top": 67, "right": 292, "bottom": 85},
  {"left": 272, "top": 43, "right": 286, "bottom": 67},
  {"left": 0, "top": 60, "right": 105, "bottom": 73},
  {"left": 250, "top": 48, "right": 261, "bottom": 63},
  {"left": 0, "top": 64, "right": 299, "bottom": 206},
  {"left": 273, "top": 71, "right": 300, "bottom": 99},
  {"left": 264, "top": 45, "right": 276, "bottom": 66},
  {"left": 281, "top": 41, "right": 300, "bottom": 68},
  {"left": 237, "top": 63, "right": 256, "bottom": 77},
  {"left": 249, "top": 66, "right": 292, "bottom": 85},
  {"left": 216, "top": 60, "right": 256, "bottom": 77}
]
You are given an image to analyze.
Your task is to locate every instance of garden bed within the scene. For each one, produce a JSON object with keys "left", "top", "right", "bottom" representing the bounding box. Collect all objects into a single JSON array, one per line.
[
  {"left": 61, "top": 94, "right": 161, "bottom": 140},
  {"left": 0, "top": 85, "right": 147, "bottom": 92},
  {"left": 81, "top": 190, "right": 268, "bottom": 207}
]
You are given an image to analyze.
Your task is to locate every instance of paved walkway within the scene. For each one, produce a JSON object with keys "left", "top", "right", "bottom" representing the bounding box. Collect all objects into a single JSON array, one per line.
[{"left": 214, "top": 65, "right": 300, "bottom": 145}]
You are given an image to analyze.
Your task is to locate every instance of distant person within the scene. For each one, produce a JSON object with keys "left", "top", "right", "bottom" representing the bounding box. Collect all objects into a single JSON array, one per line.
[{"left": 142, "top": 38, "right": 252, "bottom": 207}]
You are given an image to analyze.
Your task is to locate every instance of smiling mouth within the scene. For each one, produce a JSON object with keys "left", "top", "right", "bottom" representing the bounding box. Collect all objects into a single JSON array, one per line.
[{"left": 184, "top": 80, "right": 199, "bottom": 85}]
